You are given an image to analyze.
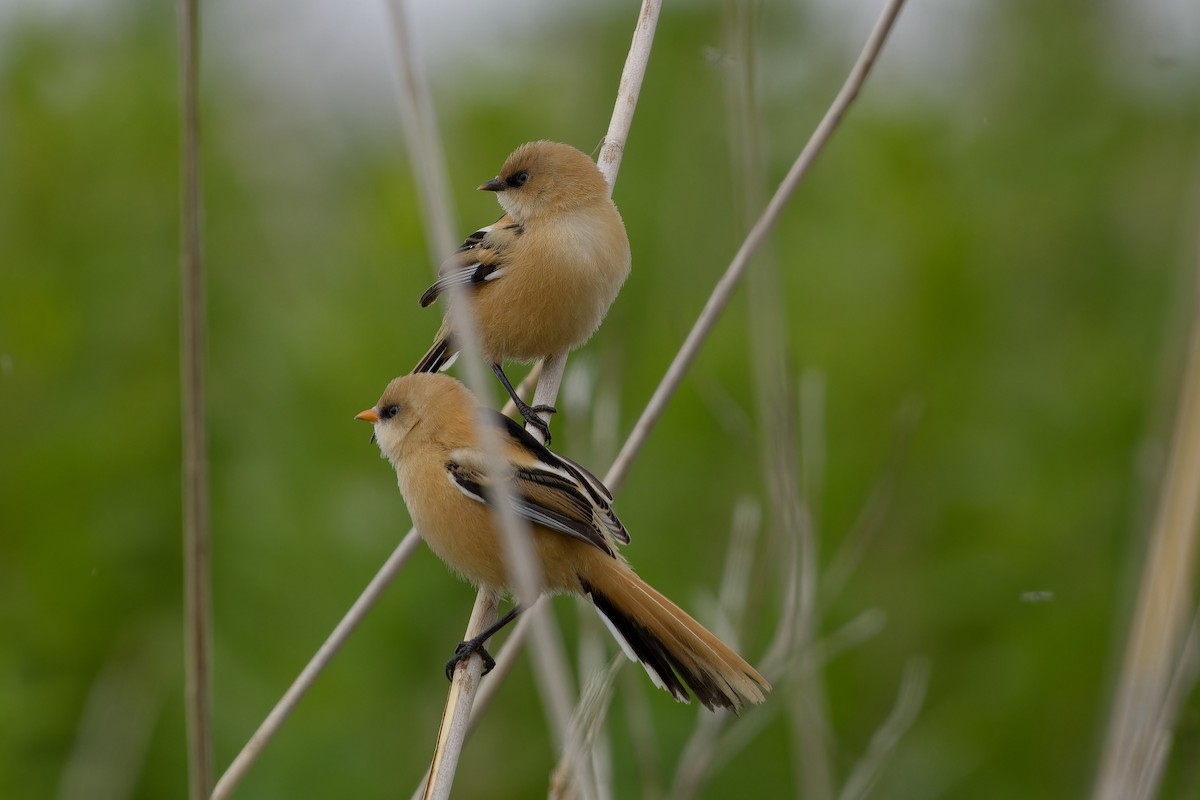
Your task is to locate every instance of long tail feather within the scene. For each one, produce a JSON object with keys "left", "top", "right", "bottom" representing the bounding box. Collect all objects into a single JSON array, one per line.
[{"left": 580, "top": 560, "right": 770, "bottom": 712}]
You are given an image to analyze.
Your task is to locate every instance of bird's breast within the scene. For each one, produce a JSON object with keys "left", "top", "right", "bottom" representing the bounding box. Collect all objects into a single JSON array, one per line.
[
  {"left": 469, "top": 209, "right": 630, "bottom": 363},
  {"left": 398, "top": 461, "right": 511, "bottom": 589}
]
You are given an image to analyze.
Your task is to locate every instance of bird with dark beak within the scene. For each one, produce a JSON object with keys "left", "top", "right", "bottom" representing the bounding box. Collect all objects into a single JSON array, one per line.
[{"left": 411, "top": 140, "right": 631, "bottom": 443}]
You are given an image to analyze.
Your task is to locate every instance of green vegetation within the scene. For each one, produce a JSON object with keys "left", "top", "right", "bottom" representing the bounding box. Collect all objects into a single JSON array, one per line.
[{"left": 2, "top": 1, "right": 1198, "bottom": 797}]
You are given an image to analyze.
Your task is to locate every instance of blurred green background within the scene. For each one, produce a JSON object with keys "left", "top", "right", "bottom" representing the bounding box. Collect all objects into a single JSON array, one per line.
[{"left": 3, "top": 0, "right": 1199, "bottom": 797}]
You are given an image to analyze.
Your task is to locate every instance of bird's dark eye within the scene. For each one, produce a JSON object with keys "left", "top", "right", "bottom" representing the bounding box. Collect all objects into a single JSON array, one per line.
[
  {"left": 381, "top": 404, "right": 401, "bottom": 420},
  {"left": 507, "top": 170, "right": 530, "bottom": 188}
]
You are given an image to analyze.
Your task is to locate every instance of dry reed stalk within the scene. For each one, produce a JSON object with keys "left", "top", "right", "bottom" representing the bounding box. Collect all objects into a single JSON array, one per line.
[
  {"left": 1092, "top": 225, "right": 1200, "bottom": 800},
  {"left": 410, "top": 601, "right": 543, "bottom": 800},
  {"left": 423, "top": 591, "right": 500, "bottom": 800},
  {"left": 821, "top": 397, "right": 921, "bottom": 605},
  {"left": 210, "top": 0, "right": 583, "bottom": 790},
  {"left": 58, "top": 627, "right": 169, "bottom": 800},
  {"left": 178, "top": 0, "right": 213, "bottom": 795},
  {"left": 664, "top": 504, "right": 764, "bottom": 800}
]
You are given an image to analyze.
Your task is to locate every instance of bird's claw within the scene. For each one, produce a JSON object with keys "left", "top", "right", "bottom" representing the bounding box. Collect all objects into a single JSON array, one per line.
[{"left": 523, "top": 413, "right": 553, "bottom": 444}]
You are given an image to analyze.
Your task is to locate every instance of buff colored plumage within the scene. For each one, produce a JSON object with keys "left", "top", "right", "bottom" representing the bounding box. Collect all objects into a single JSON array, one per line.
[
  {"left": 412, "top": 141, "right": 631, "bottom": 442},
  {"left": 356, "top": 373, "right": 770, "bottom": 712}
]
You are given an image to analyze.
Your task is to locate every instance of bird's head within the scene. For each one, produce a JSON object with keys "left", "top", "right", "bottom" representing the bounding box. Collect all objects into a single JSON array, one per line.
[
  {"left": 356, "top": 373, "right": 475, "bottom": 464},
  {"left": 479, "top": 140, "right": 609, "bottom": 222}
]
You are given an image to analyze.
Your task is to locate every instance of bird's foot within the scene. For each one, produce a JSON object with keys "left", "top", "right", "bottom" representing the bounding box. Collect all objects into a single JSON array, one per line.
[
  {"left": 444, "top": 636, "right": 497, "bottom": 682},
  {"left": 516, "top": 401, "right": 556, "bottom": 444}
]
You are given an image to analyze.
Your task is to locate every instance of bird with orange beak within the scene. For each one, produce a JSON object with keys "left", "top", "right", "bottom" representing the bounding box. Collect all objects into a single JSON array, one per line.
[{"left": 357, "top": 373, "right": 770, "bottom": 711}]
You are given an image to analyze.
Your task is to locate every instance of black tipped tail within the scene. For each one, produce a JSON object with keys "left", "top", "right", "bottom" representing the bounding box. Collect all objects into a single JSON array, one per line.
[
  {"left": 583, "top": 578, "right": 693, "bottom": 704},
  {"left": 580, "top": 570, "right": 769, "bottom": 712}
]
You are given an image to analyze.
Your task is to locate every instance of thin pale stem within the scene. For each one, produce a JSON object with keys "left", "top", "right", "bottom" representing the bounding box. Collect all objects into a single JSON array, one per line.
[
  {"left": 411, "top": 601, "right": 543, "bottom": 800},
  {"left": 510, "top": 3, "right": 663, "bottom": 786},
  {"left": 432, "top": 335, "right": 589, "bottom": 798},
  {"left": 661, "top": 4, "right": 909, "bottom": 796},
  {"left": 386, "top": 2, "right": 600, "bottom": 797},
  {"left": 529, "top": 0, "right": 661, "bottom": 431},
  {"left": 57, "top": 627, "right": 168, "bottom": 800},
  {"left": 723, "top": 1, "right": 834, "bottom": 793},
  {"left": 597, "top": 0, "right": 661, "bottom": 192},
  {"left": 387, "top": 2, "right": 563, "bottom": 794},
  {"left": 178, "top": 0, "right": 213, "bottom": 796},
  {"left": 665, "top": 711, "right": 726, "bottom": 800},
  {"left": 606, "top": 0, "right": 909, "bottom": 493},
  {"left": 424, "top": 591, "right": 500, "bottom": 800},
  {"left": 837, "top": 659, "right": 930, "bottom": 800},
  {"left": 821, "top": 396, "right": 920, "bottom": 605},
  {"left": 789, "top": 375, "right": 833, "bottom": 800},
  {"left": 530, "top": 351, "right": 567, "bottom": 421}
]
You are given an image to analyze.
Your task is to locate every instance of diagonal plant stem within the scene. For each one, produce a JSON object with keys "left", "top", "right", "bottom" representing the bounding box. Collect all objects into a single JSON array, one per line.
[
  {"left": 821, "top": 395, "right": 920, "bottom": 605},
  {"left": 178, "top": 0, "right": 213, "bottom": 797},
  {"left": 214, "top": 427, "right": 534, "bottom": 800},
  {"left": 664, "top": 502, "right": 764, "bottom": 800},
  {"left": 214, "top": 4, "right": 541, "bottom": 790},
  {"left": 621, "top": 2, "right": 911, "bottom": 794},
  {"left": 1092, "top": 217, "right": 1200, "bottom": 800},
  {"left": 605, "top": 0, "right": 909, "bottom": 494}
]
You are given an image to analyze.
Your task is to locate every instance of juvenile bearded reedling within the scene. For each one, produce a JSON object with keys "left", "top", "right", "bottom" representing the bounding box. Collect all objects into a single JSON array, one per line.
[
  {"left": 412, "top": 140, "right": 631, "bottom": 443},
  {"left": 356, "top": 373, "right": 771, "bottom": 711}
]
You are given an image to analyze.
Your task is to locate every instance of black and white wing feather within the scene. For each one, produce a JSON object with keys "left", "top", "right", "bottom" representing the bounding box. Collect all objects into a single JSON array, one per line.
[
  {"left": 444, "top": 411, "right": 630, "bottom": 557},
  {"left": 488, "top": 411, "right": 628, "bottom": 545},
  {"left": 418, "top": 217, "right": 523, "bottom": 308}
]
